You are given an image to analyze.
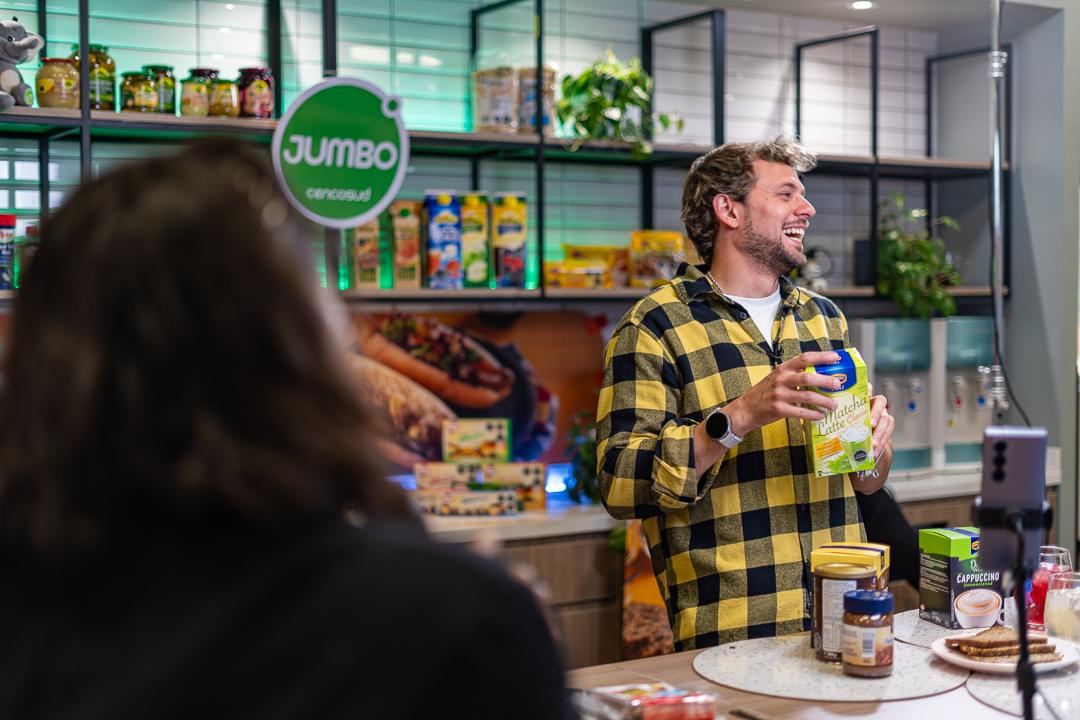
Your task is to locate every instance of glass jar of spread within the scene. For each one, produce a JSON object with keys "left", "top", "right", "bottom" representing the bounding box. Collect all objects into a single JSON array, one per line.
[
  {"left": 209, "top": 78, "right": 240, "bottom": 118},
  {"left": 120, "top": 72, "right": 158, "bottom": 112},
  {"left": 36, "top": 58, "right": 80, "bottom": 109},
  {"left": 238, "top": 66, "right": 274, "bottom": 118},
  {"left": 69, "top": 44, "right": 115, "bottom": 110},
  {"left": 142, "top": 65, "right": 176, "bottom": 114},
  {"left": 842, "top": 590, "right": 894, "bottom": 677},
  {"left": 813, "top": 563, "right": 876, "bottom": 662},
  {"left": 179, "top": 76, "right": 210, "bottom": 117}
]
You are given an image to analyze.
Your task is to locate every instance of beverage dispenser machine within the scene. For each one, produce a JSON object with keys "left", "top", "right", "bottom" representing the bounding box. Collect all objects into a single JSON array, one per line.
[{"left": 944, "top": 316, "right": 994, "bottom": 466}]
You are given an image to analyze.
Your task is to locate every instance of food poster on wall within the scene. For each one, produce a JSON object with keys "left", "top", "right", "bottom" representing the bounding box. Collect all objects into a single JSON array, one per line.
[
  {"left": 347, "top": 310, "right": 606, "bottom": 475},
  {"left": 622, "top": 520, "right": 674, "bottom": 659}
]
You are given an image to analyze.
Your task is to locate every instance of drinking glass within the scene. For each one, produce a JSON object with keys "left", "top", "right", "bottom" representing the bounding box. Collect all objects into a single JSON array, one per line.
[
  {"left": 1027, "top": 546, "right": 1073, "bottom": 630},
  {"left": 1044, "top": 572, "right": 1080, "bottom": 642}
]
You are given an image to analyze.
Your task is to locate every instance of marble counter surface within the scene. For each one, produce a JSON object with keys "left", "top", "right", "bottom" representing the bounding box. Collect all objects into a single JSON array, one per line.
[{"left": 423, "top": 498, "right": 618, "bottom": 544}]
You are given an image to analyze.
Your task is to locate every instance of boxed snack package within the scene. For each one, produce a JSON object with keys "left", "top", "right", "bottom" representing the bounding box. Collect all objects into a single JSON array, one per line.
[
  {"left": 804, "top": 348, "right": 875, "bottom": 478},
  {"left": 629, "top": 231, "right": 685, "bottom": 288},
  {"left": 516, "top": 65, "right": 556, "bottom": 137},
  {"left": 423, "top": 190, "right": 463, "bottom": 289},
  {"left": 574, "top": 682, "right": 715, "bottom": 720},
  {"left": 919, "top": 527, "right": 1003, "bottom": 629},
  {"left": 544, "top": 260, "right": 608, "bottom": 289},
  {"left": 390, "top": 200, "right": 422, "bottom": 288},
  {"left": 417, "top": 489, "right": 518, "bottom": 516},
  {"left": 351, "top": 218, "right": 381, "bottom": 289},
  {"left": 442, "top": 418, "right": 511, "bottom": 462},
  {"left": 492, "top": 192, "right": 528, "bottom": 287},
  {"left": 811, "top": 542, "right": 890, "bottom": 590},
  {"left": 413, "top": 462, "right": 481, "bottom": 492},
  {"left": 481, "top": 462, "right": 546, "bottom": 511},
  {"left": 472, "top": 65, "right": 518, "bottom": 134},
  {"left": 563, "top": 244, "right": 629, "bottom": 288},
  {"left": 460, "top": 192, "right": 490, "bottom": 288}
]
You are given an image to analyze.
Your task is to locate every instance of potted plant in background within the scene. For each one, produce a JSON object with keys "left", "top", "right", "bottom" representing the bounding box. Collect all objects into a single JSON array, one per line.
[
  {"left": 565, "top": 409, "right": 601, "bottom": 503},
  {"left": 555, "top": 48, "right": 683, "bottom": 157},
  {"left": 876, "top": 192, "right": 961, "bottom": 319}
]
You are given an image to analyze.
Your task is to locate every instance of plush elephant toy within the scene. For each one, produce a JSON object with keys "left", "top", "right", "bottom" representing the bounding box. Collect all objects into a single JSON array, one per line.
[{"left": 0, "top": 17, "right": 44, "bottom": 112}]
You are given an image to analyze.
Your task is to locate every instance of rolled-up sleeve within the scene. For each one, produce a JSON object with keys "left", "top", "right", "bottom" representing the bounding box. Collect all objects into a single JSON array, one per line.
[{"left": 595, "top": 320, "right": 717, "bottom": 519}]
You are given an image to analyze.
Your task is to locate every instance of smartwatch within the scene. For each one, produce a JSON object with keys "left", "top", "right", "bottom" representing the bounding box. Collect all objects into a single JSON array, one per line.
[{"left": 705, "top": 408, "right": 743, "bottom": 449}]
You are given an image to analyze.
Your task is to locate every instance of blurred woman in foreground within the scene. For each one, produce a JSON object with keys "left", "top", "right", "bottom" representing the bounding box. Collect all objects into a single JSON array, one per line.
[{"left": 0, "top": 140, "right": 571, "bottom": 719}]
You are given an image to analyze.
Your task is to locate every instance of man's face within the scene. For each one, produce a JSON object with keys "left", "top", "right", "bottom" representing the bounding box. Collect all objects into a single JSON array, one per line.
[{"left": 735, "top": 159, "right": 816, "bottom": 275}]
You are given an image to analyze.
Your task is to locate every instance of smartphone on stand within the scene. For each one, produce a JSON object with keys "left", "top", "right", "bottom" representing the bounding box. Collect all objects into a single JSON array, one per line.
[{"left": 975, "top": 426, "right": 1047, "bottom": 573}]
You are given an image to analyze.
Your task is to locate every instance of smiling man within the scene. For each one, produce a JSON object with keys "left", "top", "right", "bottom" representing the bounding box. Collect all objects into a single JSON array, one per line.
[{"left": 595, "top": 139, "right": 895, "bottom": 650}]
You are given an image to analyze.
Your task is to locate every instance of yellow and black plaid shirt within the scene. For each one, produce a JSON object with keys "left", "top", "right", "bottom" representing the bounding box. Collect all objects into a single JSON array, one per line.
[{"left": 596, "top": 263, "right": 865, "bottom": 650}]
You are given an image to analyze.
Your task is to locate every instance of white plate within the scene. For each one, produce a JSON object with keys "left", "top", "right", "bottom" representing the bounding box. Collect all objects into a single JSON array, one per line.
[{"left": 929, "top": 630, "right": 1080, "bottom": 675}]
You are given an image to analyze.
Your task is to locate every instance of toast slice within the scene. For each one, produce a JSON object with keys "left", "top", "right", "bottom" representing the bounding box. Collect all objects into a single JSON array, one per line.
[
  {"left": 979, "top": 651, "right": 1063, "bottom": 664},
  {"left": 946, "top": 624, "right": 1048, "bottom": 650},
  {"left": 963, "top": 642, "right": 1056, "bottom": 657}
]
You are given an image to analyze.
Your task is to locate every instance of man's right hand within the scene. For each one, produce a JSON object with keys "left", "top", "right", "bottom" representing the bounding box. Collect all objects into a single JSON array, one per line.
[{"left": 725, "top": 351, "right": 843, "bottom": 437}]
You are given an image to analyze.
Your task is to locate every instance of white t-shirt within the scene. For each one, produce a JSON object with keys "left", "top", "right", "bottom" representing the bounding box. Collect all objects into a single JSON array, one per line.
[{"left": 726, "top": 287, "right": 782, "bottom": 348}]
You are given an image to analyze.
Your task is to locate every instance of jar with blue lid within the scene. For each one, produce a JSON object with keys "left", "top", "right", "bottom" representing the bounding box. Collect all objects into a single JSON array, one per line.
[{"left": 841, "top": 589, "right": 894, "bottom": 677}]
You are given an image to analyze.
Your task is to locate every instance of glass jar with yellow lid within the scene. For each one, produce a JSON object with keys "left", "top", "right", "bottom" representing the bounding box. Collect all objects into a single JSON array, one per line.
[
  {"left": 36, "top": 58, "right": 80, "bottom": 109},
  {"left": 120, "top": 72, "right": 158, "bottom": 112},
  {"left": 69, "top": 44, "right": 115, "bottom": 111}
]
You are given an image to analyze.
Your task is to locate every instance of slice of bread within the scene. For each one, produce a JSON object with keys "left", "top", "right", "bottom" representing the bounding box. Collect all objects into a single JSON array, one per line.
[
  {"left": 979, "top": 651, "right": 1063, "bottom": 664},
  {"left": 945, "top": 624, "right": 1049, "bottom": 649},
  {"left": 964, "top": 642, "right": 1056, "bottom": 657}
]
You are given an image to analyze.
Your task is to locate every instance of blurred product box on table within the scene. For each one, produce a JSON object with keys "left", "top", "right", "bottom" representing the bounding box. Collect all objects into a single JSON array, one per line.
[
  {"left": 574, "top": 682, "right": 715, "bottom": 720},
  {"left": 629, "top": 231, "right": 686, "bottom": 288},
  {"left": 390, "top": 200, "right": 423, "bottom": 288},
  {"left": 442, "top": 419, "right": 511, "bottom": 463},
  {"left": 919, "top": 527, "right": 1003, "bottom": 629},
  {"left": 423, "top": 190, "right": 464, "bottom": 289},
  {"left": 492, "top": 192, "right": 528, "bottom": 287},
  {"left": 481, "top": 462, "right": 546, "bottom": 511},
  {"left": 351, "top": 218, "right": 381, "bottom": 289},
  {"left": 804, "top": 348, "right": 875, "bottom": 478},
  {"left": 414, "top": 462, "right": 481, "bottom": 492},
  {"left": 811, "top": 542, "right": 890, "bottom": 590},
  {"left": 416, "top": 489, "right": 518, "bottom": 516},
  {"left": 461, "top": 192, "right": 491, "bottom": 288}
]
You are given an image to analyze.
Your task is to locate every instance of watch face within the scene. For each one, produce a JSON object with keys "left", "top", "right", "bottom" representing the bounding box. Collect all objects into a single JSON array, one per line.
[{"left": 706, "top": 409, "right": 729, "bottom": 440}]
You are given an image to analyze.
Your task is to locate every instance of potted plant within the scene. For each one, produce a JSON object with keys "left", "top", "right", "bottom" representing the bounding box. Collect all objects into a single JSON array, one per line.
[
  {"left": 876, "top": 192, "right": 961, "bottom": 319},
  {"left": 565, "top": 409, "right": 601, "bottom": 503},
  {"left": 555, "top": 48, "right": 683, "bottom": 156}
]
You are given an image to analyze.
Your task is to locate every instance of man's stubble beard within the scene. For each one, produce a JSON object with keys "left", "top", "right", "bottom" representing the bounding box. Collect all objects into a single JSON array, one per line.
[{"left": 740, "top": 212, "right": 806, "bottom": 277}]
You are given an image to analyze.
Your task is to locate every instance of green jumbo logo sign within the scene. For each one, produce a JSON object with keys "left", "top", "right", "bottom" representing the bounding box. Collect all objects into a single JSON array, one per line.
[{"left": 272, "top": 78, "right": 409, "bottom": 229}]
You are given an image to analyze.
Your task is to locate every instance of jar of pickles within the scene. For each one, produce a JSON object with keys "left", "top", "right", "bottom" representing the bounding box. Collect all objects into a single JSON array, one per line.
[
  {"left": 120, "top": 72, "right": 157, "bottom": 112},
  {"left": 238, "top": 66, "right": 274, "bottom": 119},
  {"left": 36, "top": 58, "right": 80, "bottom": 109},
  {"left": 69, "top": 44, "right": 115, "bottom": 111},
  {"left": 179, "top": 75, "right": 210, "bottom": 117},
  {"left": 142, "top": 65, "right": 176, "bottom": 114},
  {"left": 208, "top": 78, "right": 240, "bottom": 118}
]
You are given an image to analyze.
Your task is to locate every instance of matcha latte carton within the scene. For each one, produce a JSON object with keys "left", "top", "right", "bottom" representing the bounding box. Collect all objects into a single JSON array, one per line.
[{"left": 804, "top": 348, "right": 875, "bottom": 477}]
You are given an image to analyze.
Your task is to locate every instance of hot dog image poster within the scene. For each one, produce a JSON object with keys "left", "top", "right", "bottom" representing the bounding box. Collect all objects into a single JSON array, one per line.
[{"left": 348, "top": 310, "right": 605, "bottom": 474}]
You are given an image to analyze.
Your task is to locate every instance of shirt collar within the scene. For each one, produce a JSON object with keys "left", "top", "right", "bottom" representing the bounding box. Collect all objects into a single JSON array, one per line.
[{"left": 672, "top": 263, "right": 804, "bottom": 309}]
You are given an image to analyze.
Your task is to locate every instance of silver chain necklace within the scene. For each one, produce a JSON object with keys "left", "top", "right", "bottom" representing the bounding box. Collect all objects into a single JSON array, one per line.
[{"left": 705, "top": 270, "right": 724, "bottom": 294}]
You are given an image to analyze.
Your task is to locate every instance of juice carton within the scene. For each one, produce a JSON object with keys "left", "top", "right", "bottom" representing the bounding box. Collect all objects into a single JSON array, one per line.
[
  {"left": 804, "top": 348, "right": 875, "bottom": 477},
  {"left": 492, "top": 192, "right": 528, "bottom": 287},
  {"left": 389, "top": 200, "right": 422, "bottom": 288},
  {"left": 351, "top": 218, "right": 381, "bottom": 289},
  {"left": 461, "top": 192, "right": 490, "bottom": 288},
  {"left": 423, "top": 190, "right": 463, "bottom": 289}
]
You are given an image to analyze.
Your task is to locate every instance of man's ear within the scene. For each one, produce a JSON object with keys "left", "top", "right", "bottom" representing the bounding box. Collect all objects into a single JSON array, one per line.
[{"left": 712, "top": 193, "right": 742, "bottom": 230}]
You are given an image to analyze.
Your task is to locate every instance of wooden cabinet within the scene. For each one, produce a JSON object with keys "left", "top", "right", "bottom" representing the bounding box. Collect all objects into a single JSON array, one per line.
[
  {"left": 899, "top": 487, "right": 1060, "bottom": 545},
  {"left": 501, "top": 532, "right": 623, "bottom": 670}
]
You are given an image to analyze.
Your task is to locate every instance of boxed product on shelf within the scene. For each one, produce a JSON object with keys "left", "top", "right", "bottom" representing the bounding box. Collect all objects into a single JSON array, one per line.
[
  {"left": 413, "top": 462, "right": 481, "bottom": 492},
  {"left": 573, "top": 682, "right": 716, "bottom": 720},
  {"left": 443, "top": 418, "right": 511, "bottom": 462},
  {"left": 516, "top": 65, "right": 556, "bottom": 136},
  {"left": 629, "top": 230, "right": 687, "bottom": 288},
  {"left": 461, "top": 192, "right": 490, "bottom": 288},
  {"left": 492, "top": 192, "right": 528, "bottom": 287},
  {"left": 351, "top": 218, "right": 381, "bottom": 289},
  {"left": 390, "top": 199, "right": 423, "bottom": 289},
  {"left": 481, "top": 462, "right": 546, "bottom": 511},
  {"left": 563, "top": 243, "right": 630, "bottom": 288},
  {"left": 423, "top": 190, "right": 464, "bottom": 290},
  {"left": 416, "top": 489, "right": 518, "bottom": 516},
  {"left": 472, "top": 64, "right": 518, "bottom": 134},
  {"left": 543, "top": 260, "right": 609, "bottom": 289}
]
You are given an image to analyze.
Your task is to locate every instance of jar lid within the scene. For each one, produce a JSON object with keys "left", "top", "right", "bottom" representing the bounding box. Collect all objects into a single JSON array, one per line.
[
  {"left": 69, "top": 43, "right": 109, "bottom": 52},
  {"left": 121, "top": 71, "right": 148, "bottom": 79},
  {"left": 239, "top": 66, "right": 270, "bottom": 73},
  {"left": 844, "top": 589, "right": 894, "bottom": 615},
  {"left": 41, "top": 57, "right": 75, "bottom": 64},
  {"left": 814, "top": 562, "right": 875, "bottom": 579},
  {"left": 190, "top": 67, "right": 220, "bottom": 74},
  {"left": 142, "top": 64, "right": 174, "bottom": 73}
]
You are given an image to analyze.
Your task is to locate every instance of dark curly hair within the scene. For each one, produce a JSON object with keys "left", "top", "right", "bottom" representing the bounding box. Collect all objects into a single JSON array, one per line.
[
  {"left": 681, "top": 138, "right": 816, "bottom": 265},
  {"left": 0, "top": 138, "right": 413, "bottom": 572}
]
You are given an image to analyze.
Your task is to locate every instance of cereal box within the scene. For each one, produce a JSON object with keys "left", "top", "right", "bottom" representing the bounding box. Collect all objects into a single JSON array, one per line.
[
  {"left": 492, "top": 192, "right": 527, "bottom": 287},
  {"left": 442, "top": 418, "right": 510, "bottom": 463},
  {"left": 919, "top": 528, "right": 1003, "bottom": 629},
  {"left": 423, "top": 190, "right": 463, "bottom": 289},
  {"left": 461, "top": 192, "right": 490, "bottom": 288},
  {"left": 804, "top": 348, "right": 875, "bottom": 477},
  {"left": 481, "top": 462, "right": 546, "bottom": 511},
  {"left": 351, "top": 218, "right": 381, "bottom": 289},
  {"left": 390, "top": 200, "right": 422, "bottom": 289}
]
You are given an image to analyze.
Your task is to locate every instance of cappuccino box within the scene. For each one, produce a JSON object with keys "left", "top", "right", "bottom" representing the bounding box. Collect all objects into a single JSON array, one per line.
[
  {"left": 804, "top": 348, "right": 875, "bottom": 478},
  {"left": 919, "top": 527, "right": 1003, "bottom": 629}
]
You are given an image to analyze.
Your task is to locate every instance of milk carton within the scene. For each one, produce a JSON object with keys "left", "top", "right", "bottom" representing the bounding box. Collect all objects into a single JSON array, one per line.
[{"left": 804, "top": 348, "right": 875, "bottom": 477}]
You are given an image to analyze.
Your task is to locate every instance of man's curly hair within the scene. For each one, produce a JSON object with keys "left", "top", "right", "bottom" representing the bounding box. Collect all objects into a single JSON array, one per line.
[{"left": 681, "top": 139, "right": 816, "bottom": 266}]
